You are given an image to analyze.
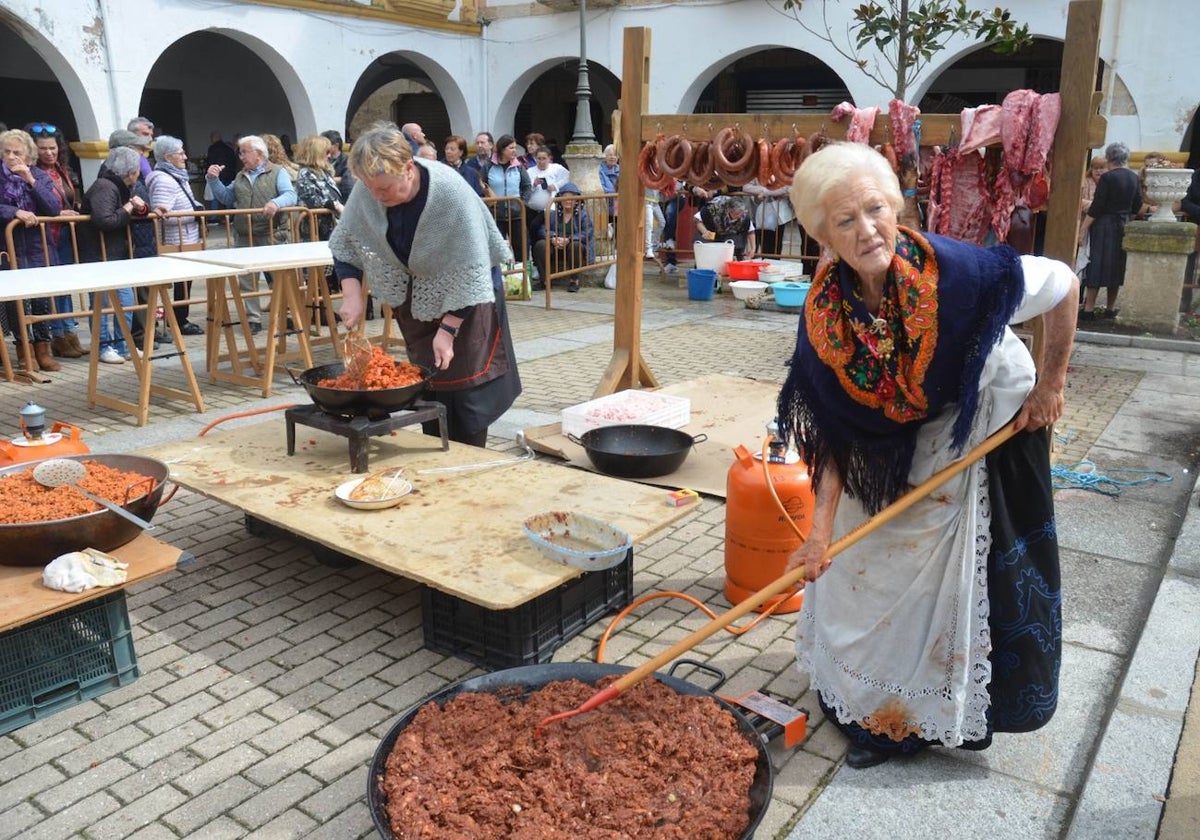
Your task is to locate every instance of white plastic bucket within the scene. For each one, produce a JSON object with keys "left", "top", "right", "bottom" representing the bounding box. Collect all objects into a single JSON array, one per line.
[{"left": 693, "top": 240, "right": 735, "bottom": 274}]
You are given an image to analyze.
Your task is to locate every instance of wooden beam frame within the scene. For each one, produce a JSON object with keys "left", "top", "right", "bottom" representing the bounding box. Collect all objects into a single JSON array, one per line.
[{"left": 601, "top": 0, "right": 1104, "bottom": 396}]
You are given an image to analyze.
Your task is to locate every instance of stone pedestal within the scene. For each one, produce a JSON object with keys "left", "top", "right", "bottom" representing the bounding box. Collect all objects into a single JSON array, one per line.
[
  {"left": 1121, "top": 220, "right": 1197, "bottom": 332},
  {"left": 564, "top": 141, "right": 604, "bottom": 195}
]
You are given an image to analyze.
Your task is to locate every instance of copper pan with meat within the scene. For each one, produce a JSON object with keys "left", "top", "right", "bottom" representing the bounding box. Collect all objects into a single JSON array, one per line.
[
  {"left": 0, "top": 454, "right": 170, "bottom": 567},
  {"left": 368, "top": 661, "right": 773, "bottom": 839}
]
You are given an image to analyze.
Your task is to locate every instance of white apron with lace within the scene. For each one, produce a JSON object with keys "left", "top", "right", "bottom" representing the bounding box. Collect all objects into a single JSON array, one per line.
[{"left": 794, "top": 254, "right": 1072, "bottom": 746}]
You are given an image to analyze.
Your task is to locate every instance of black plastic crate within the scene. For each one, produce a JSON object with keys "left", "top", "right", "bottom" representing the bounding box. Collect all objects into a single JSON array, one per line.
[
  {"left": 421, "top": 548, "right": 634, "bottom": 669},
  {"left": 0, "top": 591, "right": 139, "bottom": 735}
]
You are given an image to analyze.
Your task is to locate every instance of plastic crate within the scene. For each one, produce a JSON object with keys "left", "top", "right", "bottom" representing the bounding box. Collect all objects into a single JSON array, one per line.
[
  {"left": 0, "top": 591, "right": 139, "bottom": 736},
  {"left": 561, "top": 390, "right": 690, "bottom": 438},
  {"left": 421, "top": 548, "right": 634, "bottom": 669}
]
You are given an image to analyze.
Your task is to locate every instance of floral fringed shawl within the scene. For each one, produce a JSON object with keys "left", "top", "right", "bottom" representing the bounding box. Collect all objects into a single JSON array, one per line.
[{"left": 777, "top": 227, "right": 1025, "bottom": 514}]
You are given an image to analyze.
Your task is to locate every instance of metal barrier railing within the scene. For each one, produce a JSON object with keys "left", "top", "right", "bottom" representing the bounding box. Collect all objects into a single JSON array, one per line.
[{"left": 1, "top": 204, "right": 321, "bottom": 376}]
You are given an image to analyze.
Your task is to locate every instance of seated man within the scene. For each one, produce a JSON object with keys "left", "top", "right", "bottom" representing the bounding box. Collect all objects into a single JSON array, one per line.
[
  {"left": 694, "top": 194, "right": 756, "bottom": 260},
  {"left": 531, "top": 183, "right": 594, "bottom": 293}
]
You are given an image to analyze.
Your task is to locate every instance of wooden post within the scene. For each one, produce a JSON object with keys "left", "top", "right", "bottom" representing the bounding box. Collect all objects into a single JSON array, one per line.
[
  {"left": 595, "top": 26, "right": 658, "bottom": 396},
  {"left": 1039, "top": 0, "right": 1104, "bottom": 365}
]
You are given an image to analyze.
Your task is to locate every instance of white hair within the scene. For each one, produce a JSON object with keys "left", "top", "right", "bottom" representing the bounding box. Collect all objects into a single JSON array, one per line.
[
  {"left": 789, "top": 142, "right": 903, "bottom": 240},
  {"left": 239, "top": 135, "right": 268, "bottom": 158},
  {"left": 105, "top": 146, "right": 142, "bottom": 178}
]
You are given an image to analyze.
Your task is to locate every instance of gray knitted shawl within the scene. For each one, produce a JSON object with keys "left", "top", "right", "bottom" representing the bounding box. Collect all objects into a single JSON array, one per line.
[{"left": 329, "top": 158, "right": 512, "bottom": 321}]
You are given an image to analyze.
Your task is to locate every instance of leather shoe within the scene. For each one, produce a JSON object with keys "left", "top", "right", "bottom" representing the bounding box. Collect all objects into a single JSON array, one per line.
[
  {"left": 180, "top": 322, "right": 204, "bottom": 336},
  {"left": 845, "top": 745, "right": 891, "bottom": 769}
]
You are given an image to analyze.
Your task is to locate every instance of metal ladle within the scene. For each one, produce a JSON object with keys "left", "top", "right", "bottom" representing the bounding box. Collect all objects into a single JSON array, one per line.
[{"left": 32, "top": 458, "right": 156, "bottom": 531}]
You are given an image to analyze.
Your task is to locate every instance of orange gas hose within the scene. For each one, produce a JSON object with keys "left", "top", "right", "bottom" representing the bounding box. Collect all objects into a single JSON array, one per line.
[
  {"left": 198, "top": 404, "right": 296, "bottom": 436},
  {"left": 595, "top": 436, "right": 803, "bottom": 663},
  {"left": 595, "top": 589, "right": 790, "bottom": 663}
]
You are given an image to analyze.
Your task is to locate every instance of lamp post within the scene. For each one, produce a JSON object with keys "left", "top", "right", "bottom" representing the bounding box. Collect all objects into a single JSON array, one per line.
[
  {"left": 540, "top": 0, "right": 613, "bottom": 193},
  {"left": 570, "top": 0, "right": 596, "bottom": 145}
]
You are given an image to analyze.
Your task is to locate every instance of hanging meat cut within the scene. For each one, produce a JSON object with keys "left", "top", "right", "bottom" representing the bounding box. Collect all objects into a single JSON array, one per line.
[{"left": 830, "top": 102, "right": 879, "bottom": 144}]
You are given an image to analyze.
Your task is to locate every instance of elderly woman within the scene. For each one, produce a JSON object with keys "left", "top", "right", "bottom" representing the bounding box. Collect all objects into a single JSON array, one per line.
[
  {"left": 79, "top": 146, "right": 149, "bottom": 364},
  {"left": 1077, "top": 142, "right": 1142, "bottom": 320},
  {"left": 779, "top": 142, "right": 1078, "bottom": 769},
  {"left": 147, "top": 135, "right": 204, "bottom": 335},
  {"left": 330, "top": 122, "right": 521, "bottom": 446},
  {"left": 1, "top": 127, "right": 63, "bottom": 372}
]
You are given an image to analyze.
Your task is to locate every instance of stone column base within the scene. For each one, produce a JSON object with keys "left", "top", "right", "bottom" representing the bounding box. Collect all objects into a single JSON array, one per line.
[{"left": 1121, "top": 220, "right": 1197, "bottom": 333}]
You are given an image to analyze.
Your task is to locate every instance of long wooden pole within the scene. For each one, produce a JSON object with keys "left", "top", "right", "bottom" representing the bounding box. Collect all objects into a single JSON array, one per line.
[
  {"left": 596, "top": 27, "right": 657, "bottom": 396},
  {"left": 541, "top": 421, "right": 1021, "bottom": 728}
]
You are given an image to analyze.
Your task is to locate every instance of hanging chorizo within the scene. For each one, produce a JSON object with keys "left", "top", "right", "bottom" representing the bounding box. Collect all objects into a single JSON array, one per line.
[
  {"left": 713, "top": 127, "right": 757, "bottom": 185},
  {"left": 656, "top": 135, "right": 694, "bottom": 179},
  {"left": 638, "top": 135, "right": 673, "bottom": 191},
  {"left": 686, "top": 141, "right": 715, "bottom": 187}
]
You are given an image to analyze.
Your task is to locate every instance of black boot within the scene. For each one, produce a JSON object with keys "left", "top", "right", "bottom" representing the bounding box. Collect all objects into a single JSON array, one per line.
[
  {"left": 365, "top": 294, "right": 375, "bottom": 321},
  {"left": 845, "top": 744, "right": 891, "bottom": 769}
]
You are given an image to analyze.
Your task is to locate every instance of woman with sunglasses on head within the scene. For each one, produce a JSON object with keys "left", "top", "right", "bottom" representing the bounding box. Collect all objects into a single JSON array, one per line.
[
  {"left": 28, "top": 123, "right": 86, "bottom": 358},
  {"left": 1, "top": 128, "right": 64, "bottom": 372}
]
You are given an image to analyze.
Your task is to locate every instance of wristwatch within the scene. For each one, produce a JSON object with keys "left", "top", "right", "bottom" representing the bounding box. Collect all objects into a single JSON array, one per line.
[{"left": 438, "top": 322, "right": 459, "bottom": 337}]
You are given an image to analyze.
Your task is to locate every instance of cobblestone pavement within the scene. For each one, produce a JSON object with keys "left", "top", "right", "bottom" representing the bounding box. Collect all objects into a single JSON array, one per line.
[{"left": 0, "top": 274, "right": 1189, "bottom": 839}]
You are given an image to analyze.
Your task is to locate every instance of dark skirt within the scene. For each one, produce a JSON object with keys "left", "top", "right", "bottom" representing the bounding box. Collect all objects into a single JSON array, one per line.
[
  {"left": 1084, "top": 213, "right": 1129, "bottom": 289},
  {"left": 408, "top": 267, "right": 522, "bottom": 440},
  {"left": 820, "top": 429, "right": 1061, "bottom": 755}
]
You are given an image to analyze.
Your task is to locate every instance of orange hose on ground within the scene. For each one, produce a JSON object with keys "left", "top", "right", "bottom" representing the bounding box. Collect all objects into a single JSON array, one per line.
[
  {"left": 596, "top": 588, "right": 792, "bottom": 663},
  {"left": 198, "top": 404, "right": 296, "bottom": 436}
]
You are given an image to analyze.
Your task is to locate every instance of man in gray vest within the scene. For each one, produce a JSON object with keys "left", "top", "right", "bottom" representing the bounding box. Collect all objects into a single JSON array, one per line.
[{"left": 205, "top": 135, "right": 297, "bottom": 333}]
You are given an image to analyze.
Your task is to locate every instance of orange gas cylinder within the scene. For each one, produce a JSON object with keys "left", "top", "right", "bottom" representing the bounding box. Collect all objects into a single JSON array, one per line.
[
  {"left": 724, "top": 438, "right": 814, "bottom": 613},
  {"left": 0, "top": 401, "right": 90, "bottom": 467}
]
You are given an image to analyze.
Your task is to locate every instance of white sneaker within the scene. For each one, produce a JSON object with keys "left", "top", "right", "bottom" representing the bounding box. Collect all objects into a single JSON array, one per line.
[
  {"left": 644, "top": 248, "right": 656, "bottom": 259},
  {"left": 99, "top": 346, "right": 124, "bottom": 364},
  {"left": 662, "top": 239, "right": 675, "bottom": 250},
  {"left": 664, "top": 263, "right": 678, "bottom": 275}
]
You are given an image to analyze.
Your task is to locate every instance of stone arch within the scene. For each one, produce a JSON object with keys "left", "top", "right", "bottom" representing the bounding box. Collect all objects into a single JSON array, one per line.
[
  {"left": 134, "top": 29, "right": 316, "bottom": 155},
  {"left": 491, "top": 57, "right": 620, "bottom": 149},
  {"left": 914, "top": 35, "right": 1106, "bottom": 111},
  {"left": 0, "top": 11, "right": 102, "bottom": 139},
  {"left": 346, "top": 51, "right": 470, "bottom": 146},
  {"left": 675, "top": 46, "right": 852, "bottom": 116}
]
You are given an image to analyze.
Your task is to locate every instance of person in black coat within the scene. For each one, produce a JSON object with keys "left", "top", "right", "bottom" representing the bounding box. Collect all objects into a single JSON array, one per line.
[
  {"left": 78, "top": 147, "right": 147, "bottom": 362},
  {"left": 1076, "top": 142, "right": 1142, "bottom": 319}
]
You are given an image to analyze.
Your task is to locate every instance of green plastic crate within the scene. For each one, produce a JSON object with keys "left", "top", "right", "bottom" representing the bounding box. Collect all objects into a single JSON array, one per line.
[{"left": 0, "top": 591, "right": 139, "bottom": 735}]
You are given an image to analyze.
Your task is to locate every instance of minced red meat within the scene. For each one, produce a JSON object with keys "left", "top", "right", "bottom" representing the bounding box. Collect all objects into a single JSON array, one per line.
[{"left": 378, "top": 676, "right": 761, "bottom": 839}]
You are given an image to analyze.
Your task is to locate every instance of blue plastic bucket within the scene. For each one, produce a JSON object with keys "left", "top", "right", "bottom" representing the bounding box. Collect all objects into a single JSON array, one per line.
[{"left": 687, "top": 268, "right": 717, "bottom": 301}]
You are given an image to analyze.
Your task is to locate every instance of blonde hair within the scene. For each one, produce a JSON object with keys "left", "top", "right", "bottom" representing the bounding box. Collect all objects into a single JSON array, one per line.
[
  {"left": 0, "top": 129, "right": 37, "bottom": 164},
  {"left": 347, "top": 121, "right": 413, "bottom": 180},
  {"left": 293, "top": 135, "right": 334, "bottom": 174},
  {"left": 789, "top": 142, "right": 903, "bottom": 241},
  {"left": 262, "top": 133, "right": 297, "bottom": 178}
]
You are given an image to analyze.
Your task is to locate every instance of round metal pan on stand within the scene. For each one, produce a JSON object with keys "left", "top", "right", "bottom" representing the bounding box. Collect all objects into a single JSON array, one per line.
[
  {"left": 287, "top": 362, "right": 431, "bottom": 416},
  {"left": 368, "top": 661, "right": 773, "bottom": 840},
  {"left": 568, "top": 424, "right": 707, "bottom": 478}
]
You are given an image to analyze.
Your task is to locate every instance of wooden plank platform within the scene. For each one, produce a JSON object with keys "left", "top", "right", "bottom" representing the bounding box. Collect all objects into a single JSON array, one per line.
[
  {"left": 136, "top": 420, "right": 693, "bottom": 611},
  {"left": 0, "top": 534, "right": 190, "bottom": 634}
]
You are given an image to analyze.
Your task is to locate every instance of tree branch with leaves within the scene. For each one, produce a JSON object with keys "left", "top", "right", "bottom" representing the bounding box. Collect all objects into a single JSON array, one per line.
[{"left": 775, "top": 0, "right": 1031, "bottom": 101}]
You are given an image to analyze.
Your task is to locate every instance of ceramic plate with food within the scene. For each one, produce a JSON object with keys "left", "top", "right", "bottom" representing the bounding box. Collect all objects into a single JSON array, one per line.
[{"left": 334, "top": 469, "right": 412, "bottom": 510}]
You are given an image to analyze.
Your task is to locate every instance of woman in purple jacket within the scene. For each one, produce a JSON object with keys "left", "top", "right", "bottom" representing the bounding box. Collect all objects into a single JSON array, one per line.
[{"left": 1, "top": 128, "right": 63, "bottom": 372}]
